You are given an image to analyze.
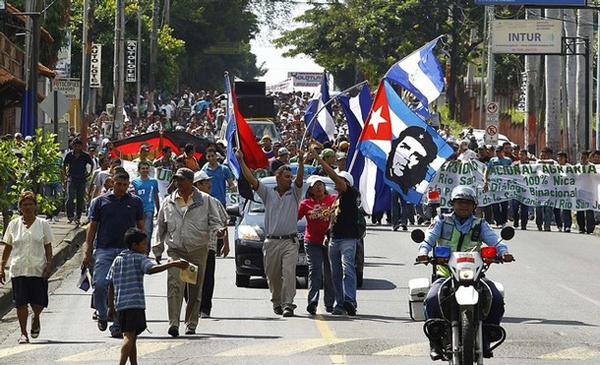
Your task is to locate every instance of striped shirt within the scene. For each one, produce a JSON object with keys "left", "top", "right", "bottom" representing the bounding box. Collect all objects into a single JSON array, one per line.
[{"left": 106, "top": 250, "right": 155, "bottom": 311}]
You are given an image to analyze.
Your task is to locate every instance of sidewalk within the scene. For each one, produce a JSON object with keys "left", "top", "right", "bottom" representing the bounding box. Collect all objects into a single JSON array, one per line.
[{"left": 0, "top": 213, "right": 86, "bottom": 318}]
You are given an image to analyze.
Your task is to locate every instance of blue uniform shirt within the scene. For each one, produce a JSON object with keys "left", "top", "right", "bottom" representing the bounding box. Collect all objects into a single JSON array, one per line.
[
  {"left": 419, "top": 213, "right": 508, "bottom": 255},
  {"left": 202, "top": 164, "right": 231, "bottom": 205},
  {"left": 131, "top": 177, "right": 159, "bottom": 213}
]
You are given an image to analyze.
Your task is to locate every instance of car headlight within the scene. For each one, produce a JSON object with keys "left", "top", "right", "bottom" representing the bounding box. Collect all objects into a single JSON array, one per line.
[
  {"left": 238, "top": 225, "right": 261, "bottom": 242},
  {"left": 458, "top": 269, "right": 475, "bottom": 281}
]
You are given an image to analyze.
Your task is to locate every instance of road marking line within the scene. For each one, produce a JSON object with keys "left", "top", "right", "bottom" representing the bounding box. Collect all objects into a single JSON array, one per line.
[
  {"left": 539, "top": 346, "right": 600, "bottom": 360},
  {"left": 558, "top": 284, "right": 600, "bottom": 308},
  {"left": 0, "top": 344, "right": 47, "bottom": 358},
  {"left": 214, "top": 338, "right": 351, "bottom": 357},
  {"left": 56, "top": 341, "right": 184, "bottom": 362},
  {"left": 374, "top": 341, "right": 429, "bottom": 356}
]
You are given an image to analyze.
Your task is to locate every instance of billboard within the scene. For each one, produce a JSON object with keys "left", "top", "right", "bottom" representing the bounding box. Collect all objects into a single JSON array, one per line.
[
  {"left": 476, "top": 0, "right": 585, "bottom": 5},
  {"left": 491, "top": 19, "right": 563, "bottom": 54},
  {"left": 287, "top": 72, "right": 323, "bottom": 88}
]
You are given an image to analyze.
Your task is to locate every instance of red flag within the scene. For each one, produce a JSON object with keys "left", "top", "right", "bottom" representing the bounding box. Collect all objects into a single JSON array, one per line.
[{"left": 231, "top": 87, "right": 268, "bottom": 170}]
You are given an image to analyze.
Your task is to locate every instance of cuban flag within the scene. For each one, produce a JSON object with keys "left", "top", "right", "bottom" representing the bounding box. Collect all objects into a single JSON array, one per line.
[
  {"left": 304, "top": 73, "right": 335, "bottom": 143},
  {"left": 358, "top": 80, "right": 454, "bottom": 205},
  {"left": 384, "top": 36, "right": 445, "bottom": 120},
  {"left": 339, "top": 84, "right": 391, "bottom": 215}
]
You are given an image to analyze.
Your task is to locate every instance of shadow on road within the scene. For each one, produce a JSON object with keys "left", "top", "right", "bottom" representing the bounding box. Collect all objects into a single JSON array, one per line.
[
  {"left": 319, "top": 313, "right": 413, "bottom": 324},
  {"left": 503, "top": 316, "right": 597, "bottom": 327},
  {"left": 35, "top": 340, "right": 106, "bottom": 344},
  {"left": 359, "top": 278, "right": 397, "bottom": 290},
  {"left": 141, "top": 333, "right": 281, "bottom": 340}
]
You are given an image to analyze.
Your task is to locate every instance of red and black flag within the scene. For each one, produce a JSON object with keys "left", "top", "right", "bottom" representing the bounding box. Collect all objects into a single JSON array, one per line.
[{"left": 110, "top": 131, "right": 213, "bottom": 163}]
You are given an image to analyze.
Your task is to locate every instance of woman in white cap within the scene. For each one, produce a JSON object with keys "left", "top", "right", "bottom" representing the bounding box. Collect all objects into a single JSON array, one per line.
[{"left": 298, "top": 175, "right": 336, "bottom": 315}]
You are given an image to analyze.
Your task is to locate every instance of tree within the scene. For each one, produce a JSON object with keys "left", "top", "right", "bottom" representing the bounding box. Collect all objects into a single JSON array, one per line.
[{"left": 274, "top": 0, "right": 484, "bottom": 120}]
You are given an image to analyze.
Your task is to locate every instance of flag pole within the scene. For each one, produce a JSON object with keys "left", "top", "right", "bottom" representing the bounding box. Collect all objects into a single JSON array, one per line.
[
  {"left": 224, "top": 71, "right": 242, "bottom": 152},
  {"left": 300, "top": 79, "right": 369, "bottom": 150}
]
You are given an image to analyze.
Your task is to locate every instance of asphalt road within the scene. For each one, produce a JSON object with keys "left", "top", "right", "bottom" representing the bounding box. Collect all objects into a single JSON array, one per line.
[{"left": 0, "top": 223, "right": 599, "bottom": 364}]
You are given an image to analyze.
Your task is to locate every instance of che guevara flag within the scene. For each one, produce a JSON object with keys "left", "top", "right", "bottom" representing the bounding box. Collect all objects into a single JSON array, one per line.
[
  {"left": 357, "top": 80, "right": 453, "bottom": 204},
  {"left": 111, "top": 131, "right": 212, "bottom": 163}
]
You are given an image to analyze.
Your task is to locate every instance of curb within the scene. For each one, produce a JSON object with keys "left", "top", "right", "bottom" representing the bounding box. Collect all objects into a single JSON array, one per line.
[{"left": 0, "top": 227, "right": 87, "bottom": 318}]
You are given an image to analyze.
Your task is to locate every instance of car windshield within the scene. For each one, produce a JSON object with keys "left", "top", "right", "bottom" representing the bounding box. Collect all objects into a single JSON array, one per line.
[{"left": 248, "top": 122, "right": 280, "bottom": 142}]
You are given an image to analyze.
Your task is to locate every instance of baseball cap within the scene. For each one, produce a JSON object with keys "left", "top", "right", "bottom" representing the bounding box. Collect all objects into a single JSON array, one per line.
[
  {"left": 337, "top": 171, "right": 354, "bottom": 186},
  {"left": 277, "top": 147, "right": 290, "bottom": 156},
  {"left": 321, "top": 148, "right": 335, "bottom": 158},
  {"left": 260, "top": 135, "right": 272, "bottom": 142},
  {"left": 478, "top": 143, "right": 486, "bottom": 150},
  {"left": 306, "top": 175, "right": 326, "bottom": 187},
  {"left": 173, "top": 168, "right": 194, "bottom": 181},
  {"left": 336, "top": 152, "right": 347, "bottom": 161},
  {"left": 193, "top": 170, "right": 212, "bottom": 183}
]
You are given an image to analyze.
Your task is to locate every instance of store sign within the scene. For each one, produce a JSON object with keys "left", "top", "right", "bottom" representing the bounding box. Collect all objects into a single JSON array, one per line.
[
  {"left": 492, "top": 20, "right": 563, "bottom": 54},
  {"left": 126, "top": 40, "right": 137, "bottom": 83},
  {"left": 90, "top": 44, "right": 102, "bottom": 88}
]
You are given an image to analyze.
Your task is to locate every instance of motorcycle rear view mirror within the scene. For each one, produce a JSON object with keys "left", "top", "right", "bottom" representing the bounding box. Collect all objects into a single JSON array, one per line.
[
  {"left": 500, "top": 226, "right": 515, "bottom": 241},
  {"left": 411, "top": 229, "right": 425, "bottom": 243}
]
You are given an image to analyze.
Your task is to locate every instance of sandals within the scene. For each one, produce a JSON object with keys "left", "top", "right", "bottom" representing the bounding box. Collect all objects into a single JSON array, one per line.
[
  {"left": 18, "top": 334, "right": 29, "bottom": 344},
  {"left": 30, "top": 317, "right": 40, "bottom": 339}
]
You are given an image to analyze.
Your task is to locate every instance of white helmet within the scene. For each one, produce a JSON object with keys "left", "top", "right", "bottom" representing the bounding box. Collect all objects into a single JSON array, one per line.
[{"left": 450, "top": 186, "right": 477, "bottom": 204}]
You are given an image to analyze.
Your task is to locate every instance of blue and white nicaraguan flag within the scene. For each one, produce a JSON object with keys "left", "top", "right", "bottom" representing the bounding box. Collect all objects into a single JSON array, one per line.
[
  {"left": 304, "top": 73, "right": 335, "bottom": 143},
  {"left": 384, "top": 36, "right": 445, "bottom": 120},
  {"left": 358, "top": 80, "right": 454, "bottom": 204},
  {"left": 340, "top": 84, "right": 391, "bottom": 215}
]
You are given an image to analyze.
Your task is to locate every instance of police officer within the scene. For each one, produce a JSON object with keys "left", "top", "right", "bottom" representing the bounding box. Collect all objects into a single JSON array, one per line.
[{"left": 416, "top": 186, "right": 514, "bottom": 360}]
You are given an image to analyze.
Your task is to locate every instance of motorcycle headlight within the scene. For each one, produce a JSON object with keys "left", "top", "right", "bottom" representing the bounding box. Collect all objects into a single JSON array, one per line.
[
  {"left": 459, "top": 269, "right": 475, "bottom": 281},
  {"left": 238, "top": 225, "right": 261, "bottom": 241}
]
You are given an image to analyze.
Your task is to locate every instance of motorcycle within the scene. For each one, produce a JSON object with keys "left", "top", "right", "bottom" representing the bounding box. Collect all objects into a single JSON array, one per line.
[{"left": 408, "top": 227, "right": 515, "bottom": 364}]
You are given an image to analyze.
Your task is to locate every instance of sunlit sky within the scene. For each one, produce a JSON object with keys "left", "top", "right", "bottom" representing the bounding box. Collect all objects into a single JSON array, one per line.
[{"left": 250, "top": 2, "right": 323, "bottom": 86}]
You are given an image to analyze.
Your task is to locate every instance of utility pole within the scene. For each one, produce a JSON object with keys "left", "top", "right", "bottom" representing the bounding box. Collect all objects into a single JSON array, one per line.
[
  {"left": 524, "top": 9, "right": 541, "bottom": 155},
  {"left": 479, "top": 13, "right": 487, "bottom": 130},
  {"left": 81, "top": 0, "right": 95, "bottom": 148},
  {"left": 113, "top": 0, "right": 125, "bottom": 139},
  {"left": 485, "top": 6, "right": 495, "bottom": 104},
  {"left": 136, "top": 5, "right": 142, "bottom": 113},
  {"left": 148, "top": 0, "right": 161, "bottom": 113}
]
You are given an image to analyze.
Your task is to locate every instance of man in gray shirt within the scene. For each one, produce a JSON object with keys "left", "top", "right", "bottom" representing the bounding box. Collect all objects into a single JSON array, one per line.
[{"left": 236, "top": 149, "right": 305, "bottom": 317}]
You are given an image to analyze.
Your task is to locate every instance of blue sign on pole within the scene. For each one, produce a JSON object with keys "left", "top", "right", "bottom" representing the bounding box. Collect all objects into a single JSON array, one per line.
[{"left": 475, "top": 0, "right": 585, "bottom": 5}]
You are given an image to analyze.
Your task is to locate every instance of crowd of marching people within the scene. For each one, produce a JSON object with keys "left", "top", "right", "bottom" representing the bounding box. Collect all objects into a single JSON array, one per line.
[{"left": 1, "top": 83, "right": 599, "bottom": 358}]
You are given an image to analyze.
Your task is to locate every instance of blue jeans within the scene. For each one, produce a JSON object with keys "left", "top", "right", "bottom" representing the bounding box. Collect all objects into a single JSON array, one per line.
[
  {"left": 492, "top": 202, "right": 508, "bottom": 225},
  {"left": 93, "top": 247, "right": 124, "bottom": 332},
  {"left": 328, "top": 238, "right": 358, "bottom": 311},
  {"left": 304, "top": 242, "right": 334, "bottom": 308},
  {"left": 66, "top": 180, "right": 87, "bottom": 221},
  {"left": 143, "top": 211, "right": 154, "bottom": 254},
  {"left": 511, "top": 200, "right": 528, "bottom": 228},
  {"left": 562, "top": 210, "right": 572, "bottom": 231},
  {"left": 535, "top": 206, "right": 553, "bottom": 230},
  {"left": 390, "top": 189, "right": 408, "bottom": 227},
  {"left": 43, "top": 182, "right": 63, "bottom": 218}
]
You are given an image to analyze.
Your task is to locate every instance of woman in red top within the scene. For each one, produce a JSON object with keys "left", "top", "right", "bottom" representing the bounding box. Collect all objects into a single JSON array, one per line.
[{"left": 298, "top": 175, "right": 336, "bottom": 315}]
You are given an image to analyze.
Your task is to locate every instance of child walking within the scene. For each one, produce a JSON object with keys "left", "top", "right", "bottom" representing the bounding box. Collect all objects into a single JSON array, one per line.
[{"left": 107, "top": 228, "right": 188, "bottom": 365}]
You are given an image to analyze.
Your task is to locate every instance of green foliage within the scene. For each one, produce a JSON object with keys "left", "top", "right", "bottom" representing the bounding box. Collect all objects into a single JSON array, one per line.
[
  {"left": 0, "top": 130, "right": 62, "bottom": 217},
  {"left": 157, "top": 26, "right": 186, "bottom": 91}
]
